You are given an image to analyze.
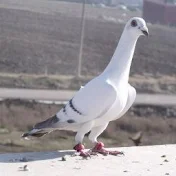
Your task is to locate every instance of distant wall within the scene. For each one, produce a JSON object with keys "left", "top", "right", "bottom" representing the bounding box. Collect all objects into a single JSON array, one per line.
[
  {"left": 143, "top": 0, "right": 176, "bottom": 25},
  {"left": 164, "top": 4, "right": 176, "bottom": 25},
  {"left": 143, "top": 0, "right": 165, "bottom": 24}
]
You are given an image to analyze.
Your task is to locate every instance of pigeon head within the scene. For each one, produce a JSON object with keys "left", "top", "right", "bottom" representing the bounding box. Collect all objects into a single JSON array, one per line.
[{"left": 125, "top": 17, "right": 149, "bottom": 37}]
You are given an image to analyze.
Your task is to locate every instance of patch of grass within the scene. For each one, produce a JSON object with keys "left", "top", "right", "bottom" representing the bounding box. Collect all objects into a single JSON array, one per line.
[
  {"left": 0, "top": 99, "right": 176, "bottom": 153},
  {"left": 0, "top": 73, "right": 175, "bottom": 94}
]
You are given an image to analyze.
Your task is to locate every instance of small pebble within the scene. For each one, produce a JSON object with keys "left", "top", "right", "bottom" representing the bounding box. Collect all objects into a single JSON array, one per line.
[
  {"left": 161, "top": 155, "right": 166, "bottom": 158},
  {"left": 61, "top": 156, "right": 67, "bottom": 161},
  {"left": 73, "top": 167, "right": 81, "bottom": 170},
  {"left": 132, "top": 161, "right": 140, "bottom": 163},
  {"left": 165, "top": 173, "right": 169, "bottom": 175},
  {"left": 163, "top": 159, "right": 169, "bottom": 162},
  {"left": 123, "top": 170, "right": 128, "bottom": 172},
  {"left": 18, "top": 165, "right": 29, "bottom": 171}
]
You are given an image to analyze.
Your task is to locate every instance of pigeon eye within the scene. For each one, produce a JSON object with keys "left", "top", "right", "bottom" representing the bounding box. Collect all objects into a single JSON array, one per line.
[{"left": 131, "top": 20, "right": 137, "bottom": 27}]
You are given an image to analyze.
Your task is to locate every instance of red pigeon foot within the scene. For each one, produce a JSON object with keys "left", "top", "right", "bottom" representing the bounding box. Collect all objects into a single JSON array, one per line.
[
  {"left": 91, "top": 142, "right": 124, "bottom": 156},
  {"left": 73, "top": 143, "right": 91, "bottom": 158}
]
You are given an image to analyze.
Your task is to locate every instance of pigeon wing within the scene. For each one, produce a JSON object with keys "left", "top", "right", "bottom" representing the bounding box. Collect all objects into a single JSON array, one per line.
[{"left": 57, "top": 79, "right": 117, "bottom": 124}]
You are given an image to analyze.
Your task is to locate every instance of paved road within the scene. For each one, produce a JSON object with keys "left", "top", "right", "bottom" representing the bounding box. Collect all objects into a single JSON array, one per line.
[{"left": 0, "top": 88, "right": 175, "bottom": 106}]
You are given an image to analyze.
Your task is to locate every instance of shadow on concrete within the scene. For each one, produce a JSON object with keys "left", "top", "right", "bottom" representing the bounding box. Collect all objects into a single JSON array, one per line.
[{"left": 0, "top": 150, "right": 74, "bottom": 163}]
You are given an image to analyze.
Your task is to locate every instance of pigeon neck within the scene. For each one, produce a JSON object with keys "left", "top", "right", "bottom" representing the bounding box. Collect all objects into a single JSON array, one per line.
[{"left": 103, "top": 30, "right": 138, "bottom": 84}]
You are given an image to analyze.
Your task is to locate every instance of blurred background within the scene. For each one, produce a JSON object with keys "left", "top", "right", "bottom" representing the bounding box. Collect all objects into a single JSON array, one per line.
[{"left": 0, "top": 0, "right": 176, "bottom": 153}]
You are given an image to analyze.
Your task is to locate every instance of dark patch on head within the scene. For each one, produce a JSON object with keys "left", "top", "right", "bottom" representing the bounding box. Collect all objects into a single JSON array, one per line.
[
  {"left": 67, "top": 119, "right": 76, "bottom": 123},
  {"left": 69, "top": 99, "right": 82, "bottom": 115}
]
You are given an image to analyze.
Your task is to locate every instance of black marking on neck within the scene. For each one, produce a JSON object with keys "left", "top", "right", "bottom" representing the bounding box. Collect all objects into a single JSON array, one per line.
[
  {"left": 63, "top": 105, "right": 66, "bottom": 114},
  {"left": 69, "top": 99, "right": 82, "bottom": 115},
  {"left": 67, "top": 119, "right": 76, "bottom": 123}
]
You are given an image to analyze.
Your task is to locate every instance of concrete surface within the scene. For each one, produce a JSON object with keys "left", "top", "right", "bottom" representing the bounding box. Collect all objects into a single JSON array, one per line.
[
  {"left": 0, "top": 145, "right": 176, "bottom": 176},
  {"left": 0, "top": 88, "right": 175, "bottom": 106}
]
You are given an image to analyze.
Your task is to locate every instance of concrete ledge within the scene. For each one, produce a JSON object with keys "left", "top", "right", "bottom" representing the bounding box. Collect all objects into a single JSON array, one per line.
[{"left": 0, "top": 145, "right": 176, "bottom": 176}]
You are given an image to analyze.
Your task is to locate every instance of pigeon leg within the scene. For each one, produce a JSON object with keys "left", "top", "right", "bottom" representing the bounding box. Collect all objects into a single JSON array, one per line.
[
  {"left": 73, "top": 144, "right": 91, "bottom": 158},
  {"left": 91, "top": 142, "right": 124, "bottom": 156}
]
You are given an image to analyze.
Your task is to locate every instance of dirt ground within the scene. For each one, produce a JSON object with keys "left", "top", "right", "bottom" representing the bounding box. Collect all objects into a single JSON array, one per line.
[
  {"left": 0, "top": 1, "right": 175, "bottom": 93},
  {"left": 0, "top": 5, "right": 175, "bottom": 77}
]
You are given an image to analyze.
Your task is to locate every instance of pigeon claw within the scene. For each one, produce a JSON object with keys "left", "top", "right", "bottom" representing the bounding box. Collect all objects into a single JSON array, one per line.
[
  {"left": 73, "top": 143, "right": 91, "bottom": 158},
  {"left": 73, "top": 143, "right": 85, "bottom": 152},
  {"left": 92, "top": 142, "right": 124, "bottom": 156},
  {"left": 80, "top": 151, "right": 91, "bottom": 159}
]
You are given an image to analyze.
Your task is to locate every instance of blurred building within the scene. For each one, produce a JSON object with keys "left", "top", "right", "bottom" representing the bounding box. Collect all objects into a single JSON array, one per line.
[
  {"left": 102, "top": 0, "right": 143, "bottom": 6},
  {"left": 57, "top": 0, "right": 142, "bottom": 6},
  {"left": 143, "top": 0, "right": 176, "bottom": 25}
]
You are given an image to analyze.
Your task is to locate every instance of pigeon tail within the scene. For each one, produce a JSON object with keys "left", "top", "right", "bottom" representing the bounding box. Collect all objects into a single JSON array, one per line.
[
  {"left": 21, "top": 114, "right": 59, "bottom": 138},
  {"left": 21, "top": 128, "right": 51, "bottom": 138}
]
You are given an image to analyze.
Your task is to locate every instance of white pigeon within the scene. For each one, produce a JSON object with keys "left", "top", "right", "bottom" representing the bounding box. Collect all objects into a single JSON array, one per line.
[{"left": 22, "top": 17, "right": 149, "bottom": 157}]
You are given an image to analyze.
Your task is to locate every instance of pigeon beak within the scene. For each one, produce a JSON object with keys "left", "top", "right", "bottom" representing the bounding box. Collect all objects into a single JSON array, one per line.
[
  {"left": 142, "top": 30, "right": 149, "bottom": 36},
  {"left": 140, "top": 26, "right": 149, "bottom": 37}
]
